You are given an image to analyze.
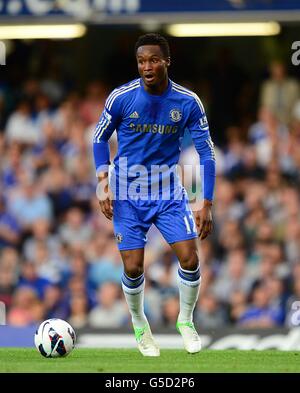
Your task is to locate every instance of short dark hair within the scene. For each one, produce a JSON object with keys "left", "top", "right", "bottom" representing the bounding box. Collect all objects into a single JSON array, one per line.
[{"left": 135, "top": 33, "right": 170, "bottom": 59}]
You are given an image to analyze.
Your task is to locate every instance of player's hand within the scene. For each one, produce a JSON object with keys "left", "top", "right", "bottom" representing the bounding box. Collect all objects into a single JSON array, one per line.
[
  {"left": 98, "top": 184, "right": 114, "bottom": 220},
  {"left": 97, "top": 174, "right": 114, "bottom": 220},
  {"left": 194, "top": 200, "right": 213, "bottom": 240}
]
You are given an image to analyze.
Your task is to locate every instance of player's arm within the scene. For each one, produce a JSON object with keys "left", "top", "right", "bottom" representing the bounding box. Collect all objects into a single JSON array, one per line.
[
  {"left": 187, "top": 95, "right": 216, "bottom": 240},
  {"left": 93, "top": 98, "right": 120, "bottom": 220}
]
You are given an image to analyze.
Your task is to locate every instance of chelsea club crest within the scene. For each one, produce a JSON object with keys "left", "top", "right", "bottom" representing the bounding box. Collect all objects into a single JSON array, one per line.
[
  {"left": 170, "top": 109, "right": 182, "bottom": 122},
  {"left": 115, "top": 233, "right": 123, "bottom": 243}
]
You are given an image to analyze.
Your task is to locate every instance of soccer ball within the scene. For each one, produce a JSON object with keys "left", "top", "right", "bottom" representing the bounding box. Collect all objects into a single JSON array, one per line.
[{"left": 34, "top": 318, "right": 76, "bottom": 358}]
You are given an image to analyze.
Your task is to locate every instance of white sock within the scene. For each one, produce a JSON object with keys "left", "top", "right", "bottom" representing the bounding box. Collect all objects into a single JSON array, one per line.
[
  {"left": 177, "top": 264, "right": 201, "bottom": 323},
  {"left": 121, "top": 272, "right": 148, "bottom": 329}
]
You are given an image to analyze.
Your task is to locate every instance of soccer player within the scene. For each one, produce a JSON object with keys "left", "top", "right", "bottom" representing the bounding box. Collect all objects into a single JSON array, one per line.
[{"left": 93, "top": 33, "right": 216, "bottom": 356}]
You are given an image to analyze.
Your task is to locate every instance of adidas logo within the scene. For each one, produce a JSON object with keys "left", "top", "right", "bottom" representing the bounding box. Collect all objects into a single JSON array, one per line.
[{"left": 129, "top": 111, "right": 139, "bottom": 119}]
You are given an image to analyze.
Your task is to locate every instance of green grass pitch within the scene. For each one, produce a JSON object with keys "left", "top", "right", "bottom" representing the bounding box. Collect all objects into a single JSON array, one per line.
[{"left": 0, "top": 348, "right": 299, "bottom": 373}]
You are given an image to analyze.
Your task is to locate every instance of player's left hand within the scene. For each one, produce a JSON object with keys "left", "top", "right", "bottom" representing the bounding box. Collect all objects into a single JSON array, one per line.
[{"left": 194, "top": 200, "right": 213, "bottom": 240}]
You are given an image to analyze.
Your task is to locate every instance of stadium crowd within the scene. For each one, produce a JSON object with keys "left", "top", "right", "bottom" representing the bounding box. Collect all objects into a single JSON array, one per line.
[{"left": 0, "top": 54, "right": 300, "bottom": 330}]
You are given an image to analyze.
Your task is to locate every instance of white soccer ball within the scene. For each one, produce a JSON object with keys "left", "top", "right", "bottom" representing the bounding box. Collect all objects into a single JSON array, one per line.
[{"left": 34, "top": 318, "right": 76, "bottom": 358}]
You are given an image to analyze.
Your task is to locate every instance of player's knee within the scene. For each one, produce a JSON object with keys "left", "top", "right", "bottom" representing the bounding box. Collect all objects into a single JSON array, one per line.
[
  {"left": 121, "top": 250, "right": 144, "bottom": 278},
  {"left": 124, "top": 264, "right": 144, "bottom": 278},
  {"left": 179, "top": 251, "right": 199, "bottom": 271}
]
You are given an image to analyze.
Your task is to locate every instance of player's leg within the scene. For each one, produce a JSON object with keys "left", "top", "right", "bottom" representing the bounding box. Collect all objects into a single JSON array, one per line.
[
  {"left": 120, "top": 248, "right": 148, "bottom": 329},
  {"left": 113, "top": 199, "right": 159, "bottom": 356},
  {"left": 120, "top": 248, "right": 159, "bottom": 356},
  {"left": 170, "top": 238, "right": 200, "bottom": 325},
  {"left": 154, "top": 195, "right": 201, "bottom": 353},
  {"left": 170, "top": 239, "right": 202, "bottom": 354}
]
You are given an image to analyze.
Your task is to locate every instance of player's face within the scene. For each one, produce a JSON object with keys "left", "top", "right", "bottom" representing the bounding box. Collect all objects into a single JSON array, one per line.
[{"left": 136, "top": 45, "right": 170, "bottom": 89}]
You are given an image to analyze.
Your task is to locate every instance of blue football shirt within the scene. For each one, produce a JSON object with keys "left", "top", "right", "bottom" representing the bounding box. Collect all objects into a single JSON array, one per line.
[{"left": 93, "top": 78, "right": 215, "bottom": 200}]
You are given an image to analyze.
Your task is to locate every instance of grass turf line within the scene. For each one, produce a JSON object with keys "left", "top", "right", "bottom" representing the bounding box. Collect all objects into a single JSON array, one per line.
[{"left": 0, "top": 348, "right": 299, "bottom": 373}]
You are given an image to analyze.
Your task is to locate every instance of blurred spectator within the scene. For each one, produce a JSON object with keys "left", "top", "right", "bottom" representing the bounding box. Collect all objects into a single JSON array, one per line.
[
  {"left": 30, "top": 299, "right": 46, "bottom": 325},
  {"left": 68, "top": 293, "right": 89, "bottom": 329},
  {"left": 217, "top": 220, "right": 246, "bottom": 255},
  {"left": 222, "top": 126, "right": 246, "bottom": 178},
  {"left": 88, "top": 239, "right": 123, "bottom": 289},
  {"left": 23, "top": 218, "right": 60, "bottom": 260},
  {"left": 0, "top": 267, "right": 17, "bottom": 307},
  {"left": 265, "top": 276, "right": 287, "bottom": 324},
  {"left": 61, "top": 122, "right": 88, "bottom": 173},
  {"left": 18, "top": 261, "right": 51, "bottom": 299},
  {"left": 88, "top": 282, "right": 128, "bottom": 328},
  {"left": 85, "top": 233, "right": 110, "bottom": 262},
  {"left": 228, "top": 289, "right": 247, "bottom": 324},
  {"left": 5, "top": 101, "right": 40, "bottom": 145},
  {"left": 147, "top": 248, "right": 178, "bottom": 296},
  {"left": 237, "top": 283, "right": 284, "bottom": 328},
  {"left": 161, "top": 296, "right": 180, "bottom": 328},
  {"left": 143, "top": 280, "right": 163, "bottom": 325},
  {"left": 238, "top": 145, "right": 265, "bottom": 180},
  {"left": 1, "top": 144, "right": 22, "bottom": 189},
  {"left": 248, "top": 107, "right": 289, "bottom": 169},
  {"left": 59, "top": 207, "right": 92, "bottom": 247},
  {"left": 31, "top": 241, "right": 64, "bottom": 284},
  {"left": 198, "top": 239, "right": 220, "bottom": 295},
  {"left": 69, "top": 158, "right": 95, "bottom": 212},
  {"left": 7, "top": 286, "right": 44, "bottom": 326},
  {"left": 79, "top": 81, "right": 107, "bottom": 125},
  {"left": 195, "top": 291, "right": 228, "bottom": 329},
  {"left": 0, "top": 196, "right": 20, "bottom": 248},
  {"left": 286, "top": 108, "right": 300, "bottom": 180},
  {"left": 42, "top": 165, "right": 73, "bottom": 218},
  {"left": 40, "top": 64, "right": 66, "bottom": 105},
  {"left": 8, "top": 177, "right": 53, "bottom": 231},
  {"left": 0, "top": 247, "right": 19, "bottom": 271},
  {"left": 66, "top": 274, "right": 94, "bottom": 309},
  {"left": 43, "top": 284, "right": 68, "bottom": 320},
  {"left": 260, "top": 60, "right": 299, "bottom": 125},
  {"left": 214, "top": 179, "right": 244, "bottom": 231},
  {"left": 212, "top": 248, "right": 254, "bottom": 302}
]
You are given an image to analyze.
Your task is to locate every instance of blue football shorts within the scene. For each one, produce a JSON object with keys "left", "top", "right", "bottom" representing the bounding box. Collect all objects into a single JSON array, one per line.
[{"left": 112, "top": 189, "right": 198, "bottom": 251}]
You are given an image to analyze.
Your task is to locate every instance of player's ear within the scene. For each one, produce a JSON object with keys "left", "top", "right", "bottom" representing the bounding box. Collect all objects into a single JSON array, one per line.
[{"left": 166, "top": 57, "right": 171, "bottom": 67}]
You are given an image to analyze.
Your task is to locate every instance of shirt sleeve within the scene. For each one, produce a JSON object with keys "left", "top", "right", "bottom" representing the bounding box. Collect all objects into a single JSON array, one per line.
[
  {"left": 186, "top": 95, "right": 216, "bottom": 202},
  {"left": 93, "top": 91, "right": 122, "bottom": 176}
]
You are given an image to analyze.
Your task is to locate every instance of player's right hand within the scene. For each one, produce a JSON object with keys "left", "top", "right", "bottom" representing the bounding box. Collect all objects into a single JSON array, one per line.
[
  {"left": 99, "top": 194, "right": 113, "bottom": 220},
  {"left": 99, "top": 191, "right": 114, "bottom": 220},
  {"left": 97, "top": 181, "right": 114, "bottom": 220}
]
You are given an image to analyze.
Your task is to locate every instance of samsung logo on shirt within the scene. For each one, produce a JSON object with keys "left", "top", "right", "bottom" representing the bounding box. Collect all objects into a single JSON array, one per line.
[{"left": 129, "top": 123, "right": 178, "bottom": 134}]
